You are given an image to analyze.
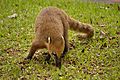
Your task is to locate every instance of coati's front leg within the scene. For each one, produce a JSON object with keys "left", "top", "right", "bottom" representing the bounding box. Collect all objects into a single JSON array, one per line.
[
  {"left": 25, "top": 40, "right": 41, "bottom": 60},
  {"left": 45, "top": 53, "right": 51, "bottom": 64},
  {"left": 53, "top": 53, "right": 61, "bottom": 69},
  {"left": 62, "top": 34, "right": 68, "bottom": 58}
]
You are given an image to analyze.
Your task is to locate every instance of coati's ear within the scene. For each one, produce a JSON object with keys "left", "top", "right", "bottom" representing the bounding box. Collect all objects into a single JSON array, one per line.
[
  {"left": 60, "top": 35, "right": 64, "bottom": 41},
  {"left": 47, "top": 37, "right": 51, "bottom": 44},
  {"left": 45, "top": 37, "right": 52, "bottom": 54},
  {"left": 61, "top": 35, "right": 65, "bottom": 49},
  {"left": 45, "top": 37, "right": 51, "bottom": 46},
  {"left": 61, "top": 35, "right": 64, "bottom": 40}
]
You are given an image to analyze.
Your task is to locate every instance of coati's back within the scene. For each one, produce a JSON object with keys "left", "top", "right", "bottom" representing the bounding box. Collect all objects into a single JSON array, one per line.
[{"left": 35, "top": 7, "right": 64, "bottom": 35}]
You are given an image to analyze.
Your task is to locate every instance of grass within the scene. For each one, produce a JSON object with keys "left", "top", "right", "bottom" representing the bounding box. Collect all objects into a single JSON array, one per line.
[{"left": 0, "top": 0, "right": 120, "bottom": 80}]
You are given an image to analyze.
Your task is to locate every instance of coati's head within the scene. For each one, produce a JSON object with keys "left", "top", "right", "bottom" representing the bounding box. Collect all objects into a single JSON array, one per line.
[{"left": 45, "top": 35, "right": 65, "bottom": 58}]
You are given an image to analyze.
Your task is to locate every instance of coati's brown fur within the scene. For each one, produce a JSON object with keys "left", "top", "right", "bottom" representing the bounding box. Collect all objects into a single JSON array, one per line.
[{"left": 25, "top": 7, "right": 94, "bottom": 68}]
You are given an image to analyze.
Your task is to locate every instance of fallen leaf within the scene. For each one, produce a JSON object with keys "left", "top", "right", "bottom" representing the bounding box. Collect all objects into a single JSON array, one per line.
[
  {"left": 109, "top": 36, "right": 116, "bottom": 40},
  {"left": 100, "top": 30, "right": 106, "bottom": 39},
  {"left": 99, "top": 24, "right": 105, "bottom": 27},
  {"left": 8, "top": 13, "right": 18, "bottom": 19}
]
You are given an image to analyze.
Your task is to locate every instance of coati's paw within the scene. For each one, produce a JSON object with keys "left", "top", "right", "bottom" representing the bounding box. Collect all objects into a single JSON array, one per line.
[
  {"left": 42, "top": 52, "right": 51, "bottom": 64},
  {"left": 19, "top": 59, "right": 30, "bottom": 65},
  {"left": 56, "top": 63, "right": 61, "bottom": 69},
  {"left": 24, "top": 54, "right": 33, "bottom": 60},
  {"left": 45, "top": 54, "right": 51, "bottom": 64},
  {"left": 61, "top": 48, "right": 68, "bottom": 58},
  {"left": 61, "top": 52, "right": 66, "bottom": 58}
]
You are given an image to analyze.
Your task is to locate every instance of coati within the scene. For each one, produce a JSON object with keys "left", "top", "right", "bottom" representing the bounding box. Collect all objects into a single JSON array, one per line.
[{"left": 25, "top": 7, "right": 94, "bottom": 68}]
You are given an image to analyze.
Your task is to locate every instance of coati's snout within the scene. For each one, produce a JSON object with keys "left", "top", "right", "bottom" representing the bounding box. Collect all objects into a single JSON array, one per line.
[
  {"left": 46, "top": 36, "right": 65, "bottom": 58},
  {"left": 45, "top": 36, "right": 65, "bottom": 68}
]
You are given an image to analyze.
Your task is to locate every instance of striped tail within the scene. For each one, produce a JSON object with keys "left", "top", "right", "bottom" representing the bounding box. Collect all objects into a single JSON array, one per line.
[{"left": 68, "top": 17, "right": 94, "bottom": 38}]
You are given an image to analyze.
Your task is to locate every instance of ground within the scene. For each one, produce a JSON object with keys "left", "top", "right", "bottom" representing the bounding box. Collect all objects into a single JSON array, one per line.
[{"left": 0, "top": 0, "right": 120, "bottom": 80}]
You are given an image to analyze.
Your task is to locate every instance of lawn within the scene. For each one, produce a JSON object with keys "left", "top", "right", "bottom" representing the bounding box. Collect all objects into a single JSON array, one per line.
[{"left": 0, "top": 0, "right": 120, "bottom": 80}]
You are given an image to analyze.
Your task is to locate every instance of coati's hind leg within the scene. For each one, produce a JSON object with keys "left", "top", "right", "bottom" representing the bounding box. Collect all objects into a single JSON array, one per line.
[{"left": 25, "top": 40, "right": 43, "bottom": 60}]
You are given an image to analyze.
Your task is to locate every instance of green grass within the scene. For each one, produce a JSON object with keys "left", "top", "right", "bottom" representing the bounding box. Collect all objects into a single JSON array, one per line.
[{"left": 0, "top": 0, "right": 120, "bottom": 80}]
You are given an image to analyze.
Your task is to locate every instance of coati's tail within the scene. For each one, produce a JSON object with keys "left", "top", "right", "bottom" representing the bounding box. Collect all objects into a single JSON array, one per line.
[{"left": 68, "top": 17, "right": 94, "bottom": 38}]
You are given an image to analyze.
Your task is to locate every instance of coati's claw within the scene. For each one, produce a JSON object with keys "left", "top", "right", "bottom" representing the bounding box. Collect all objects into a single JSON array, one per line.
[{"left": 55, "top": 58, "right": 61, "bottom": 69}]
